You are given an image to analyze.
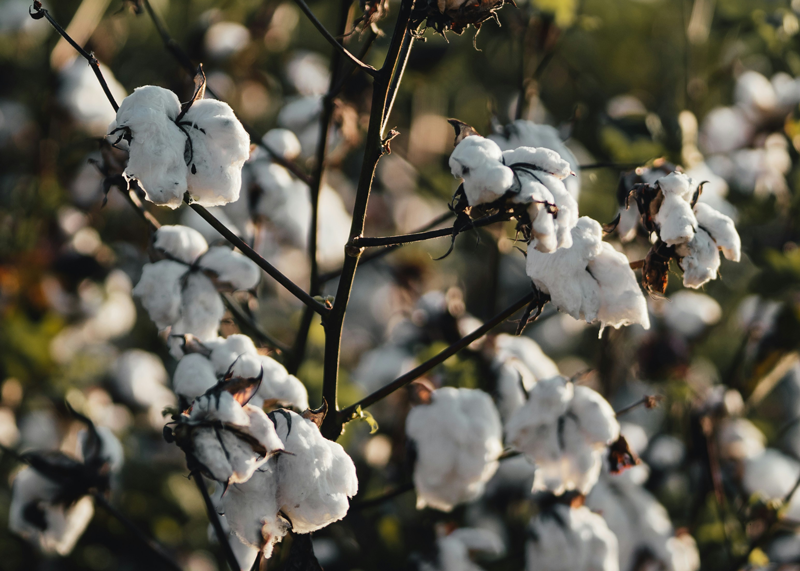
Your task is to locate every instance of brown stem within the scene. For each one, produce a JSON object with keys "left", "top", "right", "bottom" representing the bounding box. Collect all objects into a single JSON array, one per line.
[
  {"left": 319, "top": 0, "right": 417, "bottom": 440},
  {"left": 337, "top": 291, "right": 535, "bottom": 425}
]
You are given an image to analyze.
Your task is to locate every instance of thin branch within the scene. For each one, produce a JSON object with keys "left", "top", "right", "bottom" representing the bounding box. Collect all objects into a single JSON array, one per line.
[
  {"left": 221, "top": 293, "right": 292, "bottom": 354},
  {"left": 139, "top": 0, "right": 312, "bottom": 186},
  {"left": 578, "top": 162, "right": 642, "bottom": 170},
  {"left": 108, "top": 179, "right": 161, "bottom": 232},
  {"left": 337, "top": 291, "right": 536, "bottom": 423},
  {"left": 290, "top": 0, "right": 378, "bottom": 77},
  {"left": 380, "top": 29, "right": 414, "bottom": 134},
  {"left": 187, "top": 201, "right": 329, "bottom": 317},
  {"left": 319, "top": 210, "right": 455, "bottom": 283},
  {"left": 328, "top": 29, "right": 379, "bottom": 99},
  {"left": 350, "top": 211, "right": 511, "bottom": 248},
  {"left": 192, "top": 472, "right": 242, "bottom": 571},
  {"left": 92, "top": 492, "right": 183, "bottom": 571},
  {"left": 614, "top": 394, "right": 664, "bottom": 417},
  {"left": 30, "top": 2, "right": 119, "bottom": 111}
]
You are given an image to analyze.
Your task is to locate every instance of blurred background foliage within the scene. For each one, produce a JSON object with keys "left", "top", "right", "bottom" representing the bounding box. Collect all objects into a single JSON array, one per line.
[{"left": 1, "top": 0, "right": 800, "bottom": 569}]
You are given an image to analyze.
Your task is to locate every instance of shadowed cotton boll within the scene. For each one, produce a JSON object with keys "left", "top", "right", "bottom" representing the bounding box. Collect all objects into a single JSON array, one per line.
[
  {"left": 421, "top": 527, "right": 505, "bottom": 571},
  {"left": 489, "top": 120, "right": 581, "bottom": 199},
  {"left": 59, "top": 58, "right": 127, "bottom": 136},
  {"left": 676, "top": 203, "right": 740, "bottom": 289},
  {"left": 184, "top": 99, "right": 251, "bottom": 206},
  {"left": 699, "top": 106, "right": 754, "bottom": 155},
  {"left": 742, "top": 449, "right": 800, "bottom": 521},
  {"left": 173, "top": 353, "right": 219, "bottom": 402},
  {"left": 406, "top": 387, "right": 503, "bottom": 511},
  {"left": 277, "top": 95, "right": 323, "bottom": 158},
  {"left": 449, "top": 136, "right": 514, "bottom": 205},
  {"left": 271, "top": 410, "right": 358, "bottom": 533},
  {"left": 112, "top": 350, "right": 176, "bottom": 428},
  {"left": 506, "top": 377, "right": 619, "bottom": 495},
  {"left": 717, "top": 418, "right": 765, "bottom": 461},
  {"left": 527, "top": 217, "right": 650, "bottom": 333},
  {"left": 526, "top": 504, "right": 620, "bottom": 571},
  {"left": 494, "top": 333, "right": 559, "bottom": 381}
]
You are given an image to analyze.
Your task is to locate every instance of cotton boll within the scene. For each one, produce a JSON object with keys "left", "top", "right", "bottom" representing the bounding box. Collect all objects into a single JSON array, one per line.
[
  {"left": 316, "top": 185, "right": 351, "bottom": 270},
  {"left": 133, "top": 261, "right": 189, "bottom": 329},
  {"left": 494, "top": 333, "right": 559, "bottom": 381},
  {"left": 528, "top": 201, "right": 559, "bottom": 253},
  {"left": 271, "top": 410, "right": 358, "bottom": 533},
  {"left": 699, "top": 106, "right": 754, "bottom": 155},
  {"left": 734, "top": 71, "right": 778, "bottom": 119},
  {"left": 742, "top": 449, "right": 800, "bottom": 521},
  {"left": 654, "top": 173, "right": 697, "bottom": 246},
  {"left": 204, "top": 21, "right": 250, "bottom": 59},
  {"left": 277, "top": 96, "right": 323, "bottom": 157},
  {"left": 112, "top": 350, "right": 175, "bottom": 413},
  {"left": 494, "top": 359, "right": 535, "bottom": 421},
  {"left": 693, "top": 202, "right": 741, "bottom": 262},
  {"left": 286, "top": 52, "right": 331, "bottom": 97},
  {"left": 676, "top": 228, "right": 720, "bottom": 289},
  {"left": 407, "top": 387, "right": 503, "bottom": 511},
  {"left": 502, "top": 146, "right": 572, "bottom": 179},
  {"left": 9, "top": 469, "right": 95, "bottom": 556},
  {"left": 208, "top": 334, "right": 259, "bottom": 375},
  {"left": 525, "top": 505, "right": 620, "bottom": 571},
  {"left": 184, "top": 99, "right": 250, "bottom": 206},
  {"left": 589, "top": 242, "right": 651, "bottom": 331},
  {"left": 154, "top": 225, "right": 209, "bottom": 264},
  {"left": 659, "top": 291, "right": 722, "bottom": 337},
  {"left": 255, "top": 356, "right": 308, "bottom": 411},
  {"left": 262, "top": 128, "right": 302, "bottom": 160},
  {"left": 424, "top": 527, "right": 505, "bottom": 571},
  {"left": 110, "top": 86, "right": 187, "bottom": 208},
  {"left": 59, "top": 58, "right": 127, "bottom": 136},
  {"left": 717, "top": 418, "right": 766, "bottom": 461},
  {"left": 79, "top": 426, "right": 125, "bottom": 474},
  {"left": 449, "top": 136, "right": 515, "bottom": 205},
  {"left": 222, "top": 466, "right": 289, "bottom": 558},
  {"left": 199, "top": 247, "right": 261, "bottom": 290},
  {"left": 171, "top": 272, "right": 225, "bottom": 343},
  {"left": 173, "top": 354, "right": 219, "bottom": 401}
]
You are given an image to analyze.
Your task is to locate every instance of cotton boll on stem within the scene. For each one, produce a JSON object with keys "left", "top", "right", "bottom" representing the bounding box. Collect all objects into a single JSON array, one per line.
[
  {"left": 654, "top": 173, "right": 698, "bottom": 247},
  {"left": 449, "top": 136, "right": 514, "bottom": 205},
  {"left": 676, "top": 228, "right": 720, "bottom": 289},
  {"left": 198, "top": 247, "right": 261, "bottom": 290},
  {"left": 132, "top": 261, "right": 189, "bottom": 329},
  {"left": 262, "top": 128, "right": 302, "bottom": 160},
  {"left": 184, "top": 99, "right": 251, "bottom": 206},
  {"left": 154, "top": 225, "right": 209, "bottom": 264},
  {"left": 173, "top": 353, "right": 219, "bottom": 401},
  {"left": 171, "top": 272, "right": 225, "bottom": 343},
  {"left": 693, "top": 202, "right": 741, "bottom": 262},
  {"left": 588, "top": 242, "right": 651, "bottom": 332}
]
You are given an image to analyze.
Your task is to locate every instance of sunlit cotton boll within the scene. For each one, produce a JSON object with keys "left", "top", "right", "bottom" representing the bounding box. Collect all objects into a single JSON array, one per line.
[
  {"left": 506, "top": 377, "right": 619, "bottom": 495},
  {"left": 676, "top": 202, "right": 740, "bottom": 289},
  {"left": 59, "top": 58, "right": 127, "bottom": 136},
  {"left": 655, "top": 290, "right": 722, "bottom": 338},
  {"left": 526, "top": 504, "right": 620, "bottom": 571},
  {"left": 742, "top": 449, "right": 800, "bottom": 521},
  {"left": 716, "top": 418, "right": 766, "bottom": 461},
  {"left": 421, "top": 527, "right": 505, "bottom": 571},
  {"left": 449, "top": 136, "right": 514, "bottom": 205},
  {"left": 271, "top": 410, "right": 358, "bottom": 533},
  {"left": 526, "top": 217, "right": 650, "bottom": 333},
  {"left": 406, "top": 387, "right": 503, "bottom": 511},
  {"left": 262, "top": 128, "right": 302, "bottom": 161}
]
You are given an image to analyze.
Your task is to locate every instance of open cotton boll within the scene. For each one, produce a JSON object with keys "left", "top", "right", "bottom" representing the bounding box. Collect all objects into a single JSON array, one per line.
[
  {"left": 222, "top": 465, "right": 289, "bottom": 559},
  {"left": 154, "top": 224, "right": 209, "bottom": 264},
  {"left": 449, "top": 136, "right": 515, "bottom": 205},
  {"left": 494, "top": 359, "right": 536, "bottom": 421},
  {"left": 717, "top": 418, "right": 766, "bottom": 461},
  {"left": 676, "top": 228, "right": 720, "bottom": 289},
  {"left": 170, "top": 272, "right": 225, "bottom": 345},
  {"left": 109, "top": 86, "right": 187, "bottom": 208},
  {"left": 133, "top": 261, "right": 189, "bottom": 329},
  {"left": 502, "top": 147, "right": 572, "bottom": 179},
  {"left": 9, "top": 468, "right": 95, "bottom": 556},
  {"left": 693, "top": 202, "right": 741, "bottom": 262},
  {"left": 654, "top": 173, "right": 697, "bottom": 246},
  {"left": 198, "top": 247, "right": 261, "bottom": 290},
  {"left": 588, "top": 242, "right": 651, "bottom": 331},
  {"left": 735, "top": 70, "right": 778, "bottom": 119},
  {"left": 286, "top": 52, "right": 331, "bottom": 97},
  {"left": 699, "top": 106, "right": 754, "bottom": 155},
  {"left": 59, "top": 58, "right": 127, "bottom": 136},
  {"left": 506, "top": 377, "right": 619, "bottom": 495},
  {"left": 526, "top": 505, "right": 620, "bottom": 571},
  {"left": 208, "top": 334, "right": 259, "bottom": 374},
  {"left": 277, "top": 96, "right": 323, "bottom": 157},
  {"left": 271, "top": 411, "right": 358, "bottom": 534},
  {"left": 406, "top": 387, "right": 503, "bottom": 512},
  {"left": 262, "top": 128, "right": 302, "bottom": 160},
  {"left": 494, "top": 334, "right": 559, "bottom": 381},
  {"left": 254, "top": 357, "right": 308, "bottom": 411},
  {"left": 173, "top": 353, "right": 219, "bottom": 401},
  {"left": 184, "top": 99, "right": 250, "bottom": 206}
]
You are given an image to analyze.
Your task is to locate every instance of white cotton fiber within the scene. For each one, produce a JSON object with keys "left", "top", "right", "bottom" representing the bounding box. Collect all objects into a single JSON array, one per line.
[
  {"left": 449, "top": 136, "right": 515, "bottom": 205},
  {"left": 171, "top": 272, "right": 225, "bottom": 342},
  {"left": 676, "top": 228, "right": 720, "bottom": 289},
  {"left": 199, "top": 247, "right": 261, "bottom": 290},
  {"left": 173, "top": 353, "right": 219, "bottom": 401},
  {"left": 693, "top": 202, "right": 741, "bottom": 262},
  {"left": 655, "top": 173, "right": 697, "bottom": 247},
  {"left": 154, "top": 224, "right": 209, "bottom": 264},
  {"left": 132, "top": 260, "right": 188, "bottom": 329},
  {"left": 262, "top": 128, "right": 302, "bottom": 160}
]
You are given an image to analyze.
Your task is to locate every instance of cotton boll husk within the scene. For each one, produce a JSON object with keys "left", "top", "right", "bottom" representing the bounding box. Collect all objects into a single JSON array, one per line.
[
  {"left": 676, "top": 228, "right": 720, "bottom": 289},
  {"left": 171, "top": 272, "right": 225, "bottom": 342},
  {"left": 110, "top": 86, "right": 187, "bottom": 208},
  {"left": 132, "top": 261, "right": 188, "bottom": 329},
  {"left": 654, "top": 173, "right": 697, "bottom": 246},
  {"left": 184, "top": 99, "right": 250, "bottom": 206},
  {"left": 657, "top": 290, "right": 722, "bottom": 337},
  {"left": 9, "top": 468, "right": 96, "bottom": 556},
  {"left": 271, "top": 410, "right": 358, "bottom": 533},
  {"left": 494, "top": 333, "right": 559, "bottom": 381},
  {"left": 173, "top": 354, "right": 218, "bottom": 401},
  {"left": 588, "top": 242, "right": 651, "bottom": 331},
  {"left": 742, "top": 449, "right": 800, "bottom": 520},
  {"left": 59, "top": 58, "right": 127, "bottom": 136},
  {"left": 449, "top": 136, "right": 514, "bottom": 206},
  {"left": 526, "top": 217, "right": 603, "bottom": 323},
  {"left": 154, "top": 225, "right": 209, "bottom": 264},
  {"left": 222, "top": 465, "right": 289, "bottom": 558},
  {"left": 262, "top": 128, "right": 302, "bottom": 160},
  {"left": 699, "top": 106, "right": 754, "bottom": 155},
  {"left": 717, "top": 418, "right": 766, "bottom": 461},
  {"left": 406, "top": 387, "right": 503, "bottom": 512},
  {"left": 525, "top": 505, "right": 620, "bottom": 571},
  {"left": 198, "top": 246, "right": 261, "bottom": 290},
  {"left": 693, "top": 202, "right": 741, "bottom": 262}
]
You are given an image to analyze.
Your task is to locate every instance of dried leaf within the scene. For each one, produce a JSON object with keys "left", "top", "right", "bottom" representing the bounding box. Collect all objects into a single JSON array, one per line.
[
  {"left": 608, "top": 435, "right": 641, "bottom": 475},
  {"left": 302, "top": 400, "right": 328, "bottom": 429}
]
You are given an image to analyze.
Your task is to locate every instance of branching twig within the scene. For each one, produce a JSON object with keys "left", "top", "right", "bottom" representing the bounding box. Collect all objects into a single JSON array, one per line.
[
  {"left": 380, "top": 29, "right": 414, "bottom": 134},
  {"left": 336, "top": 291, "right": 536, "bottom": 426},
  {"left": 221, "top": 293, "right": 292, "bottom": 354},
  {"left": 187, "top": 201, "right": 329, "bottom": 317},
  {"left": 289, "top": 0, "right": 378, "bottom": 77},
  {"left": 192, "top": 472, "right": 242, "bottom": 571},
  {"left": 30, "top": 1, "right": 119, "bottom": 111},
  {"left": 92, "top": 492, "right": 183, "bottom": 571}
]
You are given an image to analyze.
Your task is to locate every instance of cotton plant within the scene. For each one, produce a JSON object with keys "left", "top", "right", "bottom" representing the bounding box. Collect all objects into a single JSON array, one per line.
[
  {"left": 527, "top": 217, "right": 650, "bottom": 333},
  {"left": 406, "top": 387, "right": 503, "bottom": 511},
  {"left": 106, "top": 82, "right": 250, "bottom": 209},
  {"left": 220, "top": 409, "right": 358, "bottom": 559},
  {"left": 448, "top": 133, "right": 578, "bottom": 253},
  {"left": 506, "top": 376, "right": 620, "bottom": 495},
  {"left": 525, "top": 503, "right": 620, "bottom": 571},
  {"left": 132, "top": 225, "right": 260, "bottom": 353},
  {"left": 170, "top": 371, "right": 285, "bottom": 485},
  {"left": 172, "top": 333, "right": 308, "bottom": 411},
  {"left": 419, "top": 527, "right": 505, "bottom": 571},
  {"left": 8, "top": 417, "right": 124, "bottom": 556}
]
